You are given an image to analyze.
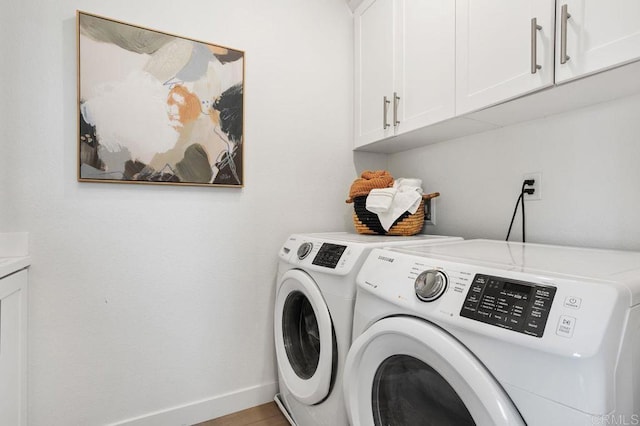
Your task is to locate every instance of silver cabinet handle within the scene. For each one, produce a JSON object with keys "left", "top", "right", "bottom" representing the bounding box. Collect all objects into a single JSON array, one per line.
[
  {"left": 531, "top": 17, "right": 542, "bottom": 74},
  {"left": 383, "top": 96, "right": 391, "bottom": 129},
  {"left": 560, "top": 4, "right": 571, "bottom": 64},
  {"left": 393, "top": 92, "right": 400, "bottom": 126}
]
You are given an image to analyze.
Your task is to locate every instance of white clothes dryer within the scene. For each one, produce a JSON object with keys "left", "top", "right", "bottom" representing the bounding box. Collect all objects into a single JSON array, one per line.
[
  {"left": 344, "top": 239, "right": 640, "bottom": 426},
  {"left": 274, "top": 232, "right": 462, "bottom": 426}
]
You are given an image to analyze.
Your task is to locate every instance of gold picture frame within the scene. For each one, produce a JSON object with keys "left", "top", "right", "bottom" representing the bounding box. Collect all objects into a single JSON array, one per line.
[{"left": 77, "top": 11, "right": 245, "bottom": 187}]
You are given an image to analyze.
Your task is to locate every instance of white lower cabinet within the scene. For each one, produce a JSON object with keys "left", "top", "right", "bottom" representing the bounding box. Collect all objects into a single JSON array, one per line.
[{"left": 0, "top": 269, "right": 28, "bottom": 426}]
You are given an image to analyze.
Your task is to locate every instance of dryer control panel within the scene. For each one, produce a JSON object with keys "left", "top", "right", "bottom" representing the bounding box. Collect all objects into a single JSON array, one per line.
[
  {"left": 460, "top": 274, "right": 556, "bottom": 337},
  {"left": 312, "top": 243, "right": 347, "bottom": 269}
]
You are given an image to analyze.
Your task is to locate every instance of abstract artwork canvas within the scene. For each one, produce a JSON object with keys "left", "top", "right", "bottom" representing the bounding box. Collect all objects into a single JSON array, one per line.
[{"left": 77, "top": 11, "right": 244, "bottom": 187}]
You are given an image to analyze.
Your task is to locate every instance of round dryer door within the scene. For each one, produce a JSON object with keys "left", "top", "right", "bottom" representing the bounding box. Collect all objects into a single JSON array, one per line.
[
  {"left": 343, "top": 317, "right": 525, "bottom": 426},
  {"left": 275, "top": 269, "right": 336, "bottom": 405}
]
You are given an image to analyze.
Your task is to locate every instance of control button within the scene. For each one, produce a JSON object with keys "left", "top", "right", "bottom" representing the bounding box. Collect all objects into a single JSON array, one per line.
[
  {"left": 529, "top": 308, "right": 543, "bottom": 319},
  {"left": 533, "top": 299, "right": 548, "bottom": 309},
  {"left": 513, "top": 301, "right": 528, "bottom": 311},
  {"left": 491, "top": 313, "right": 507, "bottom": 323},
  {"left": 564, "top": 296, "right": 582, "bottom": 309},
  {"left": 477, "top": 309, "right": 491, "bottom": 319},
  {"left": 523, "top": 316, "right": 544, "bottom": 336},
  {"left": 524, "top": 320, "right": 540, "bottom": 331},
  {"left": 556, "top": 315, "right": 576, "bottom": 338},
  {"left": 511, "top": 305, "right": 525, "bottom": 315},
  {"left": 466, "top": 294, "right": 480, "bottom": 303},
  {"left": 474, "top": 276, "right": 487, "bottom": 285},
  {"left": 464, "top": 298, "right": 479, "bottom": 307},
  {"left": 508, "top": 316, "right": 523, "bottom": 327},
  {"left": 462, "top": 303, "right": 478, "bottom": 313},
  {"left": 535, "top": 288, "right": 552, "bottom": 299},
  {"left": 480, "top": 301, "right": 496, "bottom": 310}
]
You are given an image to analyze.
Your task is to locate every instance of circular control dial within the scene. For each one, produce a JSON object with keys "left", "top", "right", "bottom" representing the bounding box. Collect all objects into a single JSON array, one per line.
[
  {"left": 297, "top": 242, "right": 313, "bottom": 260},
  {"left": 415, "top": 270, "right": 447, "bottom": 302}
]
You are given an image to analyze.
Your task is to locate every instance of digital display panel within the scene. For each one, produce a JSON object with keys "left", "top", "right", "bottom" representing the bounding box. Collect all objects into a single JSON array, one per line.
[
  {"left": 312, "top": 243, "right": 347, "bottom": 269},
  {"left": 503, "top": 281, "right": 531, "bottom": 295}
]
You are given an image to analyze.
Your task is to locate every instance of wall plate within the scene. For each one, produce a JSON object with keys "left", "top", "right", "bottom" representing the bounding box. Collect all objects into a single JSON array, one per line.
[
  {"left": 425, "top": 198, "right": 436, "bottom": 225},
  {"left": 523, "top": 172, "right": 542, "bottom": 201}
]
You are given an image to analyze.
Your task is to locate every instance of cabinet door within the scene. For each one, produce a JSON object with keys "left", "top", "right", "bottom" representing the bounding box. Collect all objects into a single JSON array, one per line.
[
  {"left": 0, "top": 270, "right": 27, "bottom": 426},
  {"left": 556, "top": 0, "right": 640, "bottom": 83},
  {"left": 395, "top": 0, "right": 455, "bottom": 135},
  {"left": 456, "top": 0, "right": 555, "bottom": 115},
  {"left": 355, "top": 0, "right": 395, "bottom": 148}
]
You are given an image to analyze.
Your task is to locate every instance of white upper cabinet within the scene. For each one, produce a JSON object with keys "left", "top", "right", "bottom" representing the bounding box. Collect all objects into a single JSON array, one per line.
[
  {"left": 456, "top": 0, "right": 556, "bottom": 115},
  {"left": 355, "top": 0, "right": 395, "bottom": 146},
  {"left": 555, "top": 0, "right": 640, "bottom": 83},
  {"left": 395, "top": 0, "right": 455, "bottom": 136},
  {"left": 354, "top": 0, "right": 640, "bottom": 153},
  {"left": 354, "top": 0, "right": 455, "bottom": 148}
]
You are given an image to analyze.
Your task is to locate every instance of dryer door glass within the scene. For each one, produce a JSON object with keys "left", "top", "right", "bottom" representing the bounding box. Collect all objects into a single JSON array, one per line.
[
  {"left": 275, "top": 270, "right": 336, "bottom": 404},
  {"left": 372, "top": 354, "right": 474, "bottom": 425},
  {"left": 343, "top": 317, "right": 525, "bottom": 425},
  {"left": 282, "top": 291, "right": 320, "bottom": 379}
]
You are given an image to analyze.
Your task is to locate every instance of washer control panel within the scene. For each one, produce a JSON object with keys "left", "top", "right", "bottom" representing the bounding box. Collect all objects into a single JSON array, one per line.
[
  {"left": 460, "top": 274, "right": 557, "bottom": 337},
  {"left": 312, "top": 243, "right": 347, "bottom": 269}
]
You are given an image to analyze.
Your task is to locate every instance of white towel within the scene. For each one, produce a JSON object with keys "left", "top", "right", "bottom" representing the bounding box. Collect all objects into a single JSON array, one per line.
[
  {"left": 366, "top": 188, "right": 396, "bottom": 213},
  {"left": 394, "top": 178, "right": 422, "bottom": 188},
  {"left": 377, "top": 179, "right": 423, "bottom": 231}
]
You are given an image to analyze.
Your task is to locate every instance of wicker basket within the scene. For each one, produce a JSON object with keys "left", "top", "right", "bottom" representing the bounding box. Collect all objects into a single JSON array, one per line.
[{"left": 349, "top": 192, "right": 440, "bottom": 236}]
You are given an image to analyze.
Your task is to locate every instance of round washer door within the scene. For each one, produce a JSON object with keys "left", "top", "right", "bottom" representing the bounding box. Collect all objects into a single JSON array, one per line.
[
  {"left": 343, "top": 316, "right": 525, "bottom": 426},
  {"left": 275, "top": 269, "right": 335, "bottom": 405}
]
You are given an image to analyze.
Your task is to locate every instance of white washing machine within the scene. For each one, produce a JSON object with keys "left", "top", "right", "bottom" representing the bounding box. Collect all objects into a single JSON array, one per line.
[
  {"left": 274, "top": 232, "right": 462, "bottom": 426},
  {"left": 344, "top": 239, "right": 640, "bottom": 425}
]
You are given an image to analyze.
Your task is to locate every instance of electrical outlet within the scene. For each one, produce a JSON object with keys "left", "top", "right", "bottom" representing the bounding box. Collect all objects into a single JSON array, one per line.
[
  {"left": 523, "top": 172, "right": 542, "bottom": 201},
  {"left": 425, "top": 198, "right": 436, "bottom": 225}
]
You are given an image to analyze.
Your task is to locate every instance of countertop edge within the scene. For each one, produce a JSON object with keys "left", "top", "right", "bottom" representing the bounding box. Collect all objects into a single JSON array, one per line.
[{"left": 0, "top": 256, "right": 31, "bottom": 280}]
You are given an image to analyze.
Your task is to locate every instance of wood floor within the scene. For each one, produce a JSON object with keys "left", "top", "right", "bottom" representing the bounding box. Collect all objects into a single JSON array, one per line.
[{"left": 194, "top": 402, "right": 290, "bottom": 426}]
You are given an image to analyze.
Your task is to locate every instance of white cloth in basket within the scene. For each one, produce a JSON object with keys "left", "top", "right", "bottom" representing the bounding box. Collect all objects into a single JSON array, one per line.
[
  {"left": 375, "top": 178, "right": 423, "bottom": 231},
  {"left": 366, "top": 188, "right": 396, "bottom": 214}
]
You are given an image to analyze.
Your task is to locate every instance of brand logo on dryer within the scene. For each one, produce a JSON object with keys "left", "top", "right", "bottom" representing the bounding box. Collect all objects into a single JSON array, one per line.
[
  {"left": 377, "top": 255, "right": 395, "bottom": 263},
  {"left": 364, "top": 281, "right": 378, "bottom": 289}
]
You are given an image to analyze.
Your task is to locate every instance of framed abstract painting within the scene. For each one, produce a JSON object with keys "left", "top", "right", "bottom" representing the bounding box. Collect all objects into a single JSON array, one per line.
[{"left": 77, "top": 11, "right": 244, "bottom": 187}]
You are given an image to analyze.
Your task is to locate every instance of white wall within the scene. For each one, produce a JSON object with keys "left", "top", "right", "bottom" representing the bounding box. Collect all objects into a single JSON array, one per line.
[
  {"left": 0, "top": 1, "right": 359, "bottom": 425},
  {"left": 388, "top": 92, "right": 640, "bottom": 251},
  {"left": 11, "top": 0, "right": 638, "bottom": 424}
]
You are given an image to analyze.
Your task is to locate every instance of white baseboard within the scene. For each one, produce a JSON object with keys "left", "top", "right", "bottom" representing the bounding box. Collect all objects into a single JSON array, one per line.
[{"left": 108, "top": 382, "right": 278, "bottom": 426}]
